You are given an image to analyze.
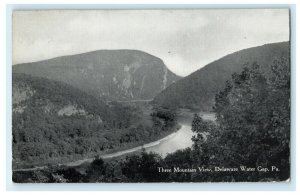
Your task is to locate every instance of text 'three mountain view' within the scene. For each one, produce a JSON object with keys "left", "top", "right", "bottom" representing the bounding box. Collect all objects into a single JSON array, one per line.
[{"left": 12, "top": 9, "right": 290, "bottom": 183}]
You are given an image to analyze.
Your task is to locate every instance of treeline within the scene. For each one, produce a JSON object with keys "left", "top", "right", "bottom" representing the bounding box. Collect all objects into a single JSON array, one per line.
[{"left": 12, "top": 74, "right": 178, "bottom": 168}]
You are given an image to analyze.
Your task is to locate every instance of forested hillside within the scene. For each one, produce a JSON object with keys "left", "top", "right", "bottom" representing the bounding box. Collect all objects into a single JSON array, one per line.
[
  {"left": 153, "top": 42, "right": 290, "bottom": 110},
  {"left": 12, "top": 73, "right": 178, "bottom": 168}
]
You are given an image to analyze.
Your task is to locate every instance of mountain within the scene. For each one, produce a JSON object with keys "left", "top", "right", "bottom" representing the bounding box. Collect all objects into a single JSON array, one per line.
[
  {"left": 12, "top": 73, "right": 169, "bottom": 168},
  {"left": 152, "top": 42, "right": 290, "bottom": 111},
  {"left": 13, "top": 50, "right": 181, "bottom": 101}
]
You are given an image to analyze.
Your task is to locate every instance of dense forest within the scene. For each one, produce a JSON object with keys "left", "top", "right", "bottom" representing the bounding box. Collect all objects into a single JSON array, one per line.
[
  {"left": 13, "top": 56, "right": 290, "bottom": 182},
  {"left": 12, "top": 73, "right": 178, "bottom": 168}
]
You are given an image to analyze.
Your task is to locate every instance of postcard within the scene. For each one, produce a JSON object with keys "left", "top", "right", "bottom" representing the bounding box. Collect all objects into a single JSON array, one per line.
[{"left": 12, "top": 9, "right": 290, "bottom": 183}]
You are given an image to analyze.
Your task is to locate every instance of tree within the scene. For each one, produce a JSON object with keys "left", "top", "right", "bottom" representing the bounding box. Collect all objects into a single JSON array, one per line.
[
  {"left": 210, "top": 59, "right": 290, "bottom": 180},
  {"left": 85, "top": 157, "right": 106, "bottom": 182},
  {"left": 151, "top": 107, "right": 178, "bottom": 130},
  {"left": 121, "top": 151, "right": 164, "bottom": 182},
  {"left": 191, "top": 113, "right": 218, "bottom": 168}
]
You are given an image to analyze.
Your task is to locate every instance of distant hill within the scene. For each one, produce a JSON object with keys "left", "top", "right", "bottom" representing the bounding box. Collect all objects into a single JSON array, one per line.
[
  {"left": 13, "top": 50, "right": 181, "bottom": 101},
  {"left": 12, "top": 73, "right": 170, "bottom": 168},
  {"left": 152, "top": 42, "right": 290, "bottom": 111}
]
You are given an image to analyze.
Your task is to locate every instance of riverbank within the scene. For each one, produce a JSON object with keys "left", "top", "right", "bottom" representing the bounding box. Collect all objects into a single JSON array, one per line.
[{"left": 65, "top": 124, "right": 182, "bottom": 167}]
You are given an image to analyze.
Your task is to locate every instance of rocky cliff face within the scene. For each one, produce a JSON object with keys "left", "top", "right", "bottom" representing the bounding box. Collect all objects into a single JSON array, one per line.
[{"left": 12, "top": 74, "right": 102, "bottom": 120}]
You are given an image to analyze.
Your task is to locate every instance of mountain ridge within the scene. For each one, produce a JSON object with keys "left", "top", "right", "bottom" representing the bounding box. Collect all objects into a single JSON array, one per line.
[
  {"left": 13, "top": 49, "right": 181, "bottom": 102},
  {"left": 152, "top": 41, "right": 290, "bottom": 110}
]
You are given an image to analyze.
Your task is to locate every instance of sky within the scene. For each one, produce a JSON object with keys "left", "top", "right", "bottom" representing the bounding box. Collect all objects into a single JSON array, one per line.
[{"left": 13, "top": 9, "right": 290, "bottom": 76}]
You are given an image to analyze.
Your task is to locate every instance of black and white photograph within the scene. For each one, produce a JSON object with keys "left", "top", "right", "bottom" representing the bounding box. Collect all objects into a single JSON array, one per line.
[{"left": 11, "top": 9, "right": 290, "bottom": 183}]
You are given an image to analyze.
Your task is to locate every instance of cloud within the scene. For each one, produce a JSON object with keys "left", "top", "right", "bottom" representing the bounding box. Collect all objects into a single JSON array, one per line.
[{"left": 13, "top": 9, "right": 289, "bottom": 76}]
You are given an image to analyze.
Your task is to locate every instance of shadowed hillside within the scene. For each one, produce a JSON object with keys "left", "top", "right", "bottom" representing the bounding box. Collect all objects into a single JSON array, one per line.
[{"left": 152, "top": 42, "right": 290, "bottom": 110}]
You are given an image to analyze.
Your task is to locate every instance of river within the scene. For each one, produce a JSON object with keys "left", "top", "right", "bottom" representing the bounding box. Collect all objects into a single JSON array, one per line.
[
  {"left": 145, "top": 111, "right": 215, "bottom": 157},
  {"left": 145, "top": 124, "right": 194, "bottom": 157}
]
